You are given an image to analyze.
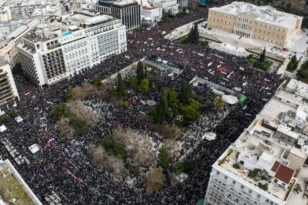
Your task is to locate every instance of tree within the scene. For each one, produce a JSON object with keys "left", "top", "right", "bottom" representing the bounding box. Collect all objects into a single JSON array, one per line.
[
  {"left": 179, "top": 80, "right": 192, "bottom": 104},
  {"left": 137, "top": 61, "right": 145, "bottom": 81},
  {"left": 117, "top": 73, "right": 125, "bottom": 96},
  {"left": 291, "top": 55, "right": 297, "bottom": 64},
  {"left": 287, "top": 61, "right": 294, "bottom": 71},
  {"left": 52, "top": 103, "right": 72, "bottom": 121},
  {"left": 93, "top": 75, "right": 102, "bottom": 87},
  {"left": 144, "top": 66, "right": 148, "bottom": 79},
  {"left": 128, "top": 76, "right": 138, "bottom": 89},
  {"left": 69, "top": 118, "right": 89, "bottom": 136},
  {"left": 286, "top": 2, "right": 292, "bottom": 11},
  {"left": 157, "top": 145, "right": 169, "bottom": 169},
  {"left": 214, "top": 97, "right": 224, "bottom": 110},
  {"left": 193, "top": 24, "right": 199, "bottom": 44},
  {"left": 259, "top": 48, "right": 266, "bottom": 62},
  {"left": 162, "top": 10, "right": 169, "bottom": 22},
  {"left": 0, "top": 115, "right": 9, "bottom": 123},
  {"left": 180, "top": 99, "right": 202, "bottom": 125},
  {"left": 138, "top": 78, "right": 149, "bottom": 94},
  {"left": 144, "top": 167, "right": 165, "bottom": 192}
]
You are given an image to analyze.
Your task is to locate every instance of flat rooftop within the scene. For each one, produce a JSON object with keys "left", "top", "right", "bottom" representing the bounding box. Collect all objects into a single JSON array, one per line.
[
  {"left": 0, "top": 160, "right": 37, "bottom": 205},
  {"left": 210, "top": 1, "right": 302, "bottom": 29},
  {"left": 215, "top": 86, "right": 308, "bottom": 204}
]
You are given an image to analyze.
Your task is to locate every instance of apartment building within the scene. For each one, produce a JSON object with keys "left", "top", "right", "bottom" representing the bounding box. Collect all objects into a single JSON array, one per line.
[
  {"left": 95, "top": 0, "right": 141, "bottom": 31},
  {"left": 0, "top": 59, "right": 19, "bottom": 114},
  {"left": 204, "top": 81, "right": 308, "bottom": 205},
  {"left": 18, "top": 11, "right": 127, "bottom": 86},
  {"left": 208, "top": 2, "right": 303, "bottom": 47}
]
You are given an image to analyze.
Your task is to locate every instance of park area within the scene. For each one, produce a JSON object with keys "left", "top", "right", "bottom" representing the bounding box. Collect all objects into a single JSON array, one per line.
[{"left": 52, "top": 60, "right": 233, "bottom": 191}]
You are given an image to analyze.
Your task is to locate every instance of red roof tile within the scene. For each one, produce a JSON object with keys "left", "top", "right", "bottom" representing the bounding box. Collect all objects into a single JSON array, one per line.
[
  {"left": 274, "top": 164, "right": 295, "bottom": 184},
  {"left": 271, "top": 161, "right": 280, "bottom": 172}
]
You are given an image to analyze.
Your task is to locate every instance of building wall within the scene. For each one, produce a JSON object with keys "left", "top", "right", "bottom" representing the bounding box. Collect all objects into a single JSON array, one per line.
[
  {"left": 0, "top": 61, "right": 19, "bottom": 113},
  {"left": 18, "top": 19, "right": 127, "bottom": 86},
  {"left": 95, "top": 4, "right": 140, "bottom": 31},
  {"left": 208, "top": 8, "right": 302, "bottom": 47},
  {"left": 205, "top": 165, "right": 285, "bottom": 205}
]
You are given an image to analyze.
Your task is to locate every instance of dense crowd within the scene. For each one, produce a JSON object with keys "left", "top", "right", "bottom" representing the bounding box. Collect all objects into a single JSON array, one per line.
[{"left": 0, "top": 7, "right": 284, "bottom": 205}]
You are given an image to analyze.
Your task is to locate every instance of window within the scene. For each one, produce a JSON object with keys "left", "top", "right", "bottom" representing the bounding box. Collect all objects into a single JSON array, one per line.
[
  {"left": 225, "top": 176, "right": 228, "bottom": 180},
  {"left": 241, "top": 185, "right": 244, "bottom": 189},
  {"left": 257, "top": 194, "right": 260, "bottom": 198},
  {"left": 249, "top": 190, "right": 252, "bottom": 194},
  {"left": 266, "top": 199, "right": 269, "bottom": 203}
]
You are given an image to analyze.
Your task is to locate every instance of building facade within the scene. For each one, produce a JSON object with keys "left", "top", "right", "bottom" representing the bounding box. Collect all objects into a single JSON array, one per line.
[
  {"left": 208, "top": 2, "right": 303, "bottom": 46},
  {"left": 95, "top": 0, "right": 141, "bottom": 31},
  {"left": 18, "top": 12, "right": 127, "bottom": 86},
  {"left": 141, "top": 6, "right": 162, "bottom": 26},
  {"left": 0, "top": 59, "right": 19, "bottom": 115},
  {"left": 147, "top": 0, "right": 179, "bottom": 15}
]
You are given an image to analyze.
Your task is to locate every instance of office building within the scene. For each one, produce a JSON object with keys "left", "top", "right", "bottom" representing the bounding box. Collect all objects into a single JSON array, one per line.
[
  {"left": 204, "top": 81, "right": 308, "bottom": 205},
  {"left": 208, "top": 2, "right": 303, "bottom": 46},
  {"left": 18, "top": 11, "right": 127, "bottom": 86},
  {"left": 147, "top": 0, "right": 179, "bottom": 15},
  {"left": 0, "top": 59, "right": 19, "bottom": 114},
  {"left": 95, "top": 0, "right": 141, "bottom": 31}
]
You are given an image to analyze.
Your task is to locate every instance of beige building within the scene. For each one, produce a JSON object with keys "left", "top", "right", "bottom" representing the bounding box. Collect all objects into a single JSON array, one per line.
[{"left": 208, "top": 2, "right": 303, "bottom": 47}]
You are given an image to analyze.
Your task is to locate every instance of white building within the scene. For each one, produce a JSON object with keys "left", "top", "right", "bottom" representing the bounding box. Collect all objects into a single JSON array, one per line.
[
  {"left": 147, "top": 0, "right": 179, "bottom": 15},
  {"left": 0, "top": 59, "right": 19, "bottom": 115},
  {"left": 0, "top": 7, "right": 12, "bottom": 22},
  {"left": 205, "top": 84, "right": 308, "bottom": 205},
  {"left": 18, "top": 11, "right": 127, "bottom": 86},
  {"left": 141, "top": 6, "right": 162, "bottom": 25}
]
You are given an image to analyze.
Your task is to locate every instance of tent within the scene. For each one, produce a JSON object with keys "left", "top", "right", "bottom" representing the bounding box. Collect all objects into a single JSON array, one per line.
[
  {"left": 240, "top": 96, "right": 247, "bottom": 104},
  {"left": 222, "top": 95, "right": 239, "bottom": 105},
  {"left": 15, "top": 116, "right": 23, "bottom": 123},
  {"left": 0, "top": 125, "right": 7, "bottom": 133},
  {"left": 29, "top": 144, "right": 40, "bottom": 156}
]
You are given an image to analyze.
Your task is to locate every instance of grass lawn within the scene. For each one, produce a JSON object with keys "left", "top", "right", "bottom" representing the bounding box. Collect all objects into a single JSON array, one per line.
[{"left": 0, "top": 166, "right": 34, "bottom": 205}]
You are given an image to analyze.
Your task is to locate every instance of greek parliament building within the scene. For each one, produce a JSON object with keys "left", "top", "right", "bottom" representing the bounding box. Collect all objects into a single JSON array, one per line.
[
  {"left": 208, "top": 2, "right": 303, "bottom": 46},
  {"left": 0, "top": 59, "right": 19, "bottom": 114},
  {"left": 17, "top": 11, "right": 127, "bottom": 86},
  {"left": 95, "top": 0, "right": 141, "bottom": 31}
]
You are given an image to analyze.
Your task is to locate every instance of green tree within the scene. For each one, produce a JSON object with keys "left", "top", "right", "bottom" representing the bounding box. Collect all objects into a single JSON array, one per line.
[
  {"left": 99, "top": 136, "right": 127, "bottom": 159},
  {"left": 193, "top": 24, "right": 199, "bottom": 44},
  {"left": 286, "top": 2, "right": 291, "bottom": 11},
  {"left": 287, "top": 61, "right": 294, "bottom": 71},
  {"left": 181, "top": 99, "right": 202, "bottom": 125},
  {"left": 259, "top": 48, "right": 266, "bottom": 62},
  {"left": 0, "top": 115, "right": 9, "bottom": 123},
  {"left": 138, "top": 78, "right": 149, "bottom": 94},
  {"left": 144, "top": 66, "right": 148, "bottom": 79},
  {"left": 157, "top": 145, "right": 169, "bottom": 168},
  {"left": 93, "top": 75, "right": 102, "bottom": 87},
  {"left": 162, "top": 10, "right": 169, "bottom": 22},
  {"left": 66, "top": 86, "right": 73, "bottom": 101},
  {"left": 117, "top": 73, "right": 125, "bottom": 96},
  {"left": 137, "top": 61, "right": 144, "bottom": 81},
  {"left": 69, "top": 118, "right": 89, "bottom": 136},
  {"left": 128, "top": 76, "right": 138, "bottom": 89},
  {"left": 179, "top": 80, "right": 192, "bottom": 104},
  {"left": 291, "top": 55, "right": 297, "bottom": 64},
  {"left": 214, "top": 97, "right": 224, "bottom": 110},
  {"left": 52, "top": 103, "right": 71, "bottom": 121}
]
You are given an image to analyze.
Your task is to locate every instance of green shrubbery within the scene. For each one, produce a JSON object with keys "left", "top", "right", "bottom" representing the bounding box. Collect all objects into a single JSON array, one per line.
[{"left": 98, "top": 136, "right": 127, "bottom": 159}]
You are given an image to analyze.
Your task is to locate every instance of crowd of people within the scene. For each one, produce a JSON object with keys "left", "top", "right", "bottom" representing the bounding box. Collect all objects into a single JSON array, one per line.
[{"left": 0, "top": 6, "right": 284, "bottom": 205}]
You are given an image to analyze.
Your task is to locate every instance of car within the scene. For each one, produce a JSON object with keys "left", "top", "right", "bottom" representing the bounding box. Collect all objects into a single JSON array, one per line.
[
  {"left": 282, "top": 48, "right": 288, "bottom": 51},
  {"left": 208, "top": 28, "right": 212, "bottom": 30}
]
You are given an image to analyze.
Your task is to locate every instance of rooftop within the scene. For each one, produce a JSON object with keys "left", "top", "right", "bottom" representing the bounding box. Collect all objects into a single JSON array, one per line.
[
  {"left": 0, "top": 160, "right": 40, "bottom": 205},
  {"left": 210, "top": 1, "right": 303, "bottom": 29},
  {"left": 0, "top": 59, "right": 8, "bottom": 67},
  {"left": 215, "top": 86, "right": 308, "bottom": 204}
]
